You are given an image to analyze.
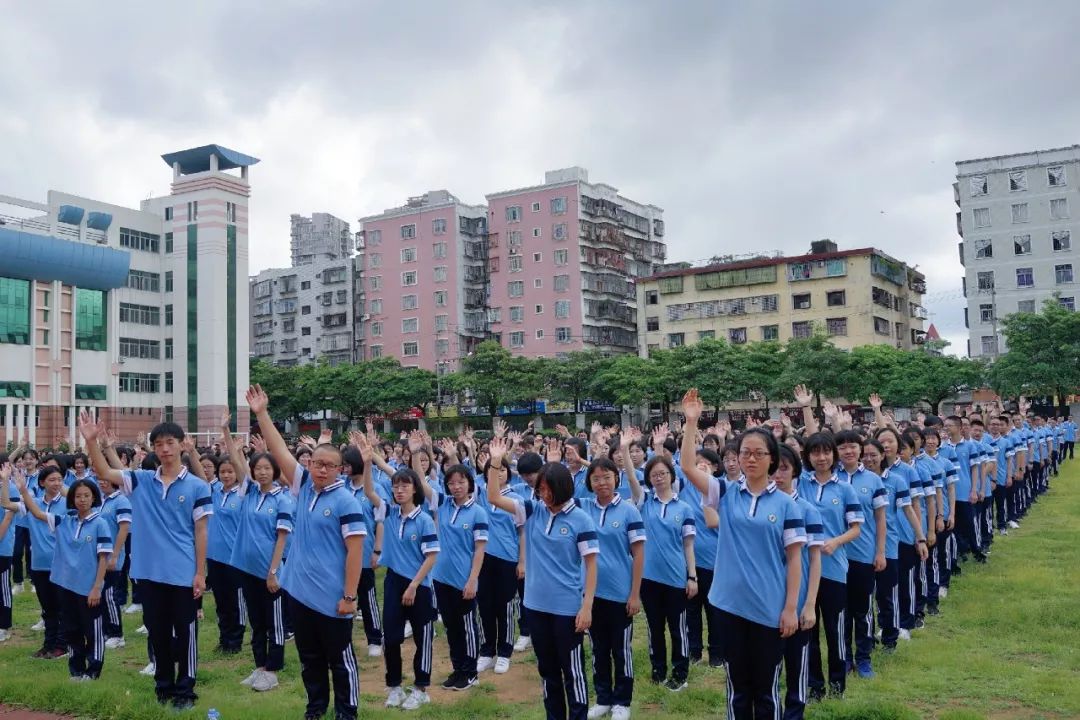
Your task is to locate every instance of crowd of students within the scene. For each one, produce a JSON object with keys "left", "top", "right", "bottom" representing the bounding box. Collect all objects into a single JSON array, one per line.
[{"left": 0, "top": 385, "right": 1074, "bottom": 720}]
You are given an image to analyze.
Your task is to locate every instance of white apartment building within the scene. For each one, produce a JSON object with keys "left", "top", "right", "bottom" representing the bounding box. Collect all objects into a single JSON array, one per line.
[{"left": 957, "top": 145, "right": 1080, "bottom": 357}]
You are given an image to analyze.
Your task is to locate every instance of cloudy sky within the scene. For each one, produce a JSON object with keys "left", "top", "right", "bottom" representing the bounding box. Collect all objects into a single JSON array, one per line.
[{"left": 3, "top": 1, "right": 1078, "bottom": 353}]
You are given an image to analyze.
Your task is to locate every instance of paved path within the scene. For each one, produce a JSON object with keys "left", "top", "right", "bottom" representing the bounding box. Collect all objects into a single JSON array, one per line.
[{"left": 0, "top": 707, "right": 71, "bottom": 719}]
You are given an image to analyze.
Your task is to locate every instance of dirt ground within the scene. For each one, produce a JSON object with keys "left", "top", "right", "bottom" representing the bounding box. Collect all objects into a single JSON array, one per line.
[{"left": 0, "top": 708, "right": 71, "bottom": 720}]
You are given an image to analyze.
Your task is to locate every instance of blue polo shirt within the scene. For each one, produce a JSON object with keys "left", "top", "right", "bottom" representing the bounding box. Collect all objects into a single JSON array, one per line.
[
  {"left": 880, "top": 460, "right": 913, "bottom": 555},
  {"left": 678, "top": 472, "right": 718, "bottom": 572},
  {"left": 925, "top": 452, "right": 956, "bottom": 522},
  {"left": 0, "top": 496, "right": 17, "bottom": 557},
  {"left": 792, "top": 493, "right": 824, "bottom": 615},
  {"left": 484, "top": 486, "right": 524, "bottom": 563},
  {"left": 282, "top": 466, "right": 367, "bottom": 618},
  {"left": 704, "top": 477, "right": 806, "bottom": 629},
  {"left": 569, "top": 465, "right": 590, "bottom": 499},
  {"left": 578, "top": 495, "right": 645, "bottom": 604},
  {"left": 99, "top": 490, "right": 132, "bottom": 568},
  {"left": 897, "top": 461, "right": 924, "bottom": 545},
  {"left": 916, "top": 452, "right": 945, "bottom": 523},
  {"left": 635, "top": 492, "right": 695, "bottom": 588},
  {"left": 348, "top": 482, "right": 382, "bottom": 569},
  {"left": 1065, "top": 421, "right": 1077, "bottom": 443},
  {"left": 837, "top": 465, "right": 887, "bottom": 565},
  {"left": 910, "top": 457, "right": 933, "bottom": 535},
  {"left": 122, "top": 467, "right": 213, "bottom": 587},
  {"left": 383, "top": 505, "right": 439, "bottom": 588},
  {"left": 26, "top": 491, "right": 69, "bottom": 572},
  {"left": 988, "top": 435, "right": 1010, "bottom": 488},
  {"left": 797, "top": 474, "right": 863, "bottom": 583},
  {"left": 617, "top": 468, "right": 643, "bottom": 500},
  {"left": 951, "top": 441, "right": 979, "bottom": 501},
  {"left": 208, "top": 483, "right": 244, "bottom": 565},
  {"left": 431, "top": 494, "right": 489, "bottom": 590},
  {"left": 231, "top": 480, "right": 296, "bottom": 579},
  {"left": 14, "top": 473, "right": 36, "bottom": 530},
  {"left": 46, "top": 510, "right": 112, "bottom": 596},
  {"left": 512, "top": 498, "right": 599, "bottom": 617}
]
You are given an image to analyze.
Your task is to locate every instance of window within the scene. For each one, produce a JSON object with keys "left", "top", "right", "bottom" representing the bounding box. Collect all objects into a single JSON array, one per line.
[
  {"left": 556, "top": 327, "right": 572, "bottom": 343},
  {"left": 126, "top": 269, "right": 161, "bottom": 292},
  {"left": 434, "top": 291, "right": 448, "bottom": 307},
  {"left": 826, "top": 290, "right": 846, "bottom": 306},
  {"left": 533, "top": 278, "right": 542, "bottom": 288},
  {"left": 1009, "top": 170, "right": 1028, "bottom": 192},
  {"left": 1014, "top": 234, "right": 1032, "bottom": 255},
  {"left": 369, "top": 299, "right": 383, "bottom": 315},
  {"left": 506, "top": 205, "right": 522, "bottom": 222},
  {"left": 165, "top": 338, "right": 173, "bottom": 359},
  {"left": 118, "top": 372, "right": 160, "bottom": 394},
  {"left": 533, "top": 252, "right": 542, "bottom": 262},
  {"left": 969, "top": 175, "right": 988, "bottom": 196},
  {"left": 368, "top": 344, "right": 382, "bottom": 358},
  {"left": 187, "top": 201, "right": 198, "bottom": 221},
  {"left": 434, "top": 314, "right": 448, "bottom": 332},
  {"left": 402, "top": 318, "right": 418, "bottom": 333},
  {"left": 509, "top": 331, "right": 525, "bottom": 348},
  {"left": 371, "top": 322, "right": 382, "bottom": 337},
  {"left": 825, "top": 317, "right": 847, "bottom": 336},
  {"left": 119, "top": 337, "right": 161, "bottom": 359},
  {"left": 646, "top": 316, "right": 660, "bottom": 331},
  {"left": 1053, "top": 230, "right": 1072, "bottom": 252},
  {"left": 792, "top": 293, "right": 812, "bottom": 310},
  {"left": 555, "top": 300, "right": 570, "bottom": 319},
  {"left": 433, "top": 242, "right": 447, "bottom": 259},
  {"left": 1016, "top": 267, "right": 1034, "bottom": 287},
  {"left": 401, "top": 271, "right": 417, "bottom": 286},
  {"left": 336, "top": 290, "right": 347, "bottom": 304},
  {"left": 668, "top": 332, "right": 685, "bottom": 347},
  {"left": 1051, "top": 198, "right": 1070, "bottom": 220},
  {"left": 792, "top": 321, "right": 813, "bottom": 339},
  {"left": 979, "top": 304, "right": 995, "bottom": 323},
  {"left": 508, "top": 230, "right": 522, "bottom": 250},
  {"left": 488, "top": 257, "right": 500, "bottom": 273},
  {"left": 508, "top": 281, "right": 524, "bottom": 298},
  {"left": 119, "top": 302, "right": 160, "bottom": 326},
  {"left": 554, "top": 249, "right": 568, "bottom": 266},
  {"left": 370, "top": 276, "right": 382, "bottom": 291},
  {"left": 301, "top": 305, "right": 311, "bottom": 315},
  {"left": 787, "top": 262, "right": 812, "bottom": 281},
  {"left": 120, "top": 228, "right": 161, "bottom": 253},
  {"left": 509, "top": 256, "right": 523, "bottom": 273},
  {"left": 535, "top": 329, "right": 545, "bottom": 339},
  {"left": 974, "top": 238, "right": 993, "bottom": 259},
  {"left": 981, "top": 336, "right": 998, "bottom": 355},
  {"left": 531, "top": 202, "right": 541, "bottom": 212},
  {"left": 432, "top": 218, "right": 447, "bottom": 235},
  {"left": 164, "top": 206, "right": 173, "bottom": 221},
  {"left": 165, "top": 304, "right": 173, "bottom": 325},
  {"left": 977, "top": 271, "right": 995, "bottom": 291},
  {"left": 165, "top": 232, "right": 173, "bottom": 253},
  {"left": 301, "top": 280, "right": 311, "bottom": 290},
  {"left": 551, "top": 197, "right": 567, "bottom": 215},
  {"left": 0, "top": 381, "right": 30, "bottom": 398},
  {"left": 1011, "top": 203, "right": 1029, "bottom": 224},
  {"left": 302, "top": 327, "right": 311, "bottom": 336},
  {"left": 402, "top": 342, "right": 419, "bottom": 357},
  {"left": 510, "top": 306, "right": 524, "bottom": 323},
  {"left": 532, "top": 228, "right": 541, "bottom": 238},
  {"left": 165, "top": 271, "right": 173, "bottom": 292},
  {"left": 434, "top": 338, "right": 449, "bottom": 357},
  {"left": 659, "top": 276, "right": 684, "bottom": 294},
  {"left": 368, "top": 253, "right": 382, "bottom": 268},
  {"left": 401, "top": 294, "right": 418, "bottom": 310},
  {"left": 1017, "top": 299, "right": 1036, "bottom": 313},
  {"left": 553, "top": 223, "right": 568, "bottom": 240},
  {"left": 1060, "top": 296, "right": 1076, "bottom": 311},
  {"left": 646, "top": 290, "right": 659, "bottom": 305},
  {"left": 75, "top": 384, "right": 107, "bottom": 401},
  {"left": 872, "top": 317, "right": 890, "bottom": 336},
  {"left": 73, "top": 288, "right": 106, "bottom": 351},
  {"left": 226, "top": 202, "right": 237, "bottom": 223},
  {"left": 1048, "top": 166, "right": 1067, "bottom": 187},
  {"left": 729, "top": 327, "right": 748, "bottom": 344},
  {"left": 973, "top": 208, "right": 991, "bottom": 228},
  {"left": 401, "top": 247, "right": 417, "bottom": 263},
  {"left": 401, "top": 224, "right": 416, "bottom": 239},
  {"left": 1056, "top": 264, "right": 1074, "bottom": 284},
  {"left": 433, "top": 266, "right": 447, "bottom": 283},
  {"left": 761, "top": 325, "right": 779, "bottom": 341},
  {"left": 554, "top": 274, "right": 569, "bottom": 292}
]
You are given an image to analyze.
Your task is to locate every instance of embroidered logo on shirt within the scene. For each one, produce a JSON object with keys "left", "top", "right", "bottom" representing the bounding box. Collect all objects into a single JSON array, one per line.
[
  {"left": 560, "top": 527, "right": 569, "bottom": 535},
  {"left": 767, "top": 514, "right": 777, "bottom": 523},
  {"left": 832, "top": 498, "right": 840, "bottom": 505},
  {"left": 178, "top": 496, "right": 186, "bottom": 503},
  {"left": 462, "top": 523, "right": 469, "bottom": 529},
  {"left": 85, "top": 536, "right": 92, "bottom": 542},
  {"left": 860, "top": 487, "right": 869, "bottom": 494},
  {"left": 612, "top": 521, "right": 620, "bottom": 528},
  {"left": 674, "top": 514, "right": 682, "bottom": 522},
  {"left": 323, "top": 509, "right": 332, "bottom": 517},
  {"left": 268, "top": 507, "right": 275, "bottom": 514},
  {"left": 411, "top": 534, "right": 417, "bottom": 541}
]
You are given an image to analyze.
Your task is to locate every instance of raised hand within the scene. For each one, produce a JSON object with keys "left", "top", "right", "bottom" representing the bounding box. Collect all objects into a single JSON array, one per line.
[
  {"left": 489, "top": 436, "right": 509, "bottom": 465},
  {"left": 682, "top": 388, "right": 704, "bottom": 424},
  {"left": 793, "top": 384, "right": 812, "bottom": 408},
  {"left": 246, "top": 385, "right": 269, "bottom": 415},
  {"left": 493, "top": 419, "right": 508, "bottom": 439},
  {"left": 318, "top": 428, "right": 333, "bottom": 445},
  {"left": 868, "top": 393, "right": 883, "bottom": 409},
  {"left": 780, "top": 413, "right": 792, "bottom": 429},
  {"left": 407, "top": 430, "right": 424, "bottom": 453},
  {"left": 545, "top": 437, "right": 562, "bottom": 463},
  {"left": 181, "top": 435, "right": 197, "bottom": 458},
  {"left": 77, "top": 410, "right": 99, "bottom": 443},
  {"left": 822, "top": 400, "right": 839, "bottom": 420},
  {"left": 251, "top": 434, "right": 267, "bottom": 454},
  {"left": 298, "top": 435, "right": 317, "bottom": 449},
  {"left": 555, "top": 424, "right": 571, "bottom": 438}
]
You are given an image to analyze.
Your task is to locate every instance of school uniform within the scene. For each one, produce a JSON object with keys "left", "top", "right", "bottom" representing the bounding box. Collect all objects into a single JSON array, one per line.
[
  {"left": 579, "top": 494, "right": 645, "bottom": 709},
  {"left": 703, "top": 477, "right": 806, "bottom": 720},
  {"left": 431, "top": 492, "right": 489, "bottom": 679},
  {"left": 207, "top": 481, "right": 246, "bottom": 651},
  {"left": 27, "top": 490, "right": 68, "bottom": 653},
  {"left": 509, "top": 483, "right": 536, "bottom": 641},
  {"left": 11, "top": 472, "right": 35, "bottom": 586},
  {"left": 679, "top": 475, "right": 723, "bottom": 665},
  {"left": 98, "top": 490, "right": 132, "bottom": 641},
  {"left": 382, "top": 504, "right": 439, "bottom": 691},
  {"left": 783, "top": 493, "right": 824, "bottom": 720},
  {"left": 231, "top": 480, "right": 295, "bottom": 674},
  {"left": 569, "top": 465, "right": 590, "bottom": 500},
  {"left": 0, "top": 494, "right": 17, "bottom": 632},
  {"left": 894, "top": 461, "right": 923, "bottom": 631},
  {"left": 1064, "top": 420, "right": 1076, "bottom": 460},
  {"left": 283, "top": 466, "right": 366, "bottom": 720},
  {"left": 923, "top": 452, "right": 955, "bottom": 604},
  {"left": 349, "top": 482, "right": 384, "bottom": 651},
  {"left": 988, "top": 434, "right": 1013, "bottom": 535},
  {"left": 478, "top": 485, "right": 524, "bottom": 661},
  {"left": 910, "top": 456, "right": 935, "bottom": 619},
  {"left": 837, "top": 464, "right": 887, "bottom": 666},
  {"left": 936, "top": 441, "right": 961, "bottom": 582},
  {"left": 950, "top": 440, "right": 984, "bottom": 563},
  {"left": 120, "top": 467, "right": 213, "bottom": 704},
  {"left": 635, "top": 491, "right": 696, "bottom": 685},
  {"left": 876, "top": 461, "right": 911, "bottom": 649},
  {"left": 511, "top": 497, "right": 599, "bottom": 720},
  {"left": 797, "top": 474, "right": 863, "bottom": 695},
  {"left": 974, "top": 438, "right": 995, "bottom": 551}
]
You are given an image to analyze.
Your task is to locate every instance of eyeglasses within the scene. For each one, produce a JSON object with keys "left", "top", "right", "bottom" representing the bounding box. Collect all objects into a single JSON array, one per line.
[
  {"left": 310, "top": 460, "right": 341, "bottom": 471},
  {"left": 738, "top": 450, "right": 771, "bottom": 461}
]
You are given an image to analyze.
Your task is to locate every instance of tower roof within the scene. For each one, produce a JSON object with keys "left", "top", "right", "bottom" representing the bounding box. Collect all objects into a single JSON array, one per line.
[{"left": 161, "top": 144, "right": 260, "bottom": 174}]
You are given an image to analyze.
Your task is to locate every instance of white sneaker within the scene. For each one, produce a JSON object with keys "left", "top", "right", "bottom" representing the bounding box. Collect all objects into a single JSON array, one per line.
[
  {"left": 1008, "top": 520, "right": 1020, "bottom": 529},
  {"left": 124, "top": 603, "right": 142, "bottom": 615},
  {"left": 401, "top": 688, "right": 430, "bottom": 711},
  {"left": 612, "top": 707, "right": 632, "bottom": 720},
  {"left": 874, "top": 628, "right": 882, "bottom": 640},
  {"left": 252, "top": 670, "right": 279, "bottom": 692},
  {"left": 898, "top": 628, "right": 912, "bottom": 641},
  {"left": 385, "top": 686, "right": 407, "bottom": 708},
  {"left": 403, "top": 621, "right": 413, "bottom": 639},
  {"left": 0, "top": 629, "right": 10, "bottom": 642},
  {"left": 240, "top": 669, "right": 260, "bottom": 686},
  {"left": 31, "top": 619, "right": 45, "bottom": 631},
  {"left": 514, "top": 635, "right": 531, "bottom": 652},
  {"left": 368, "top": 644, "right": 383, "bottom": 657},
  {"left": 494, "top": 657, "right": 511, "bottom": 674},
  {"left": 939, "top": 587, "right": 948, "bottom": 599},
  {"left": 999, "top": 529, "right": 1008, "bottom": 536},
  {"left": 476, "top": 656, "right": 495, "bottom": 673},
  {"left": 136, "top": 625, "right": 148, "bottom": 635},
  {"left": 139, "top": 662, "right": 156, "bottom": 676},
  {"left": 104, "top": 637, "right": 126, "bottom": 650},
  {"left": 587, "top": 705, "right": 612, "bottom": 719},
  {"left": 11, "top": 583, "right": 23, "bottom": 595}
]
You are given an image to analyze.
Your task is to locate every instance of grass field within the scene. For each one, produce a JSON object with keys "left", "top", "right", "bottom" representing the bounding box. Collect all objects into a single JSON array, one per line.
[{"left": 2, "top": 463, "right": 1079, "bottom": 720}]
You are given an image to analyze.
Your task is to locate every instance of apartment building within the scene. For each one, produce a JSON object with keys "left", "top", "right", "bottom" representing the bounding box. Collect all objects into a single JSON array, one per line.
[
  {"left": 636, "top": 241, "right": 927, "bottom": 354},
  {"left": 485, "top": 167, "right": 666, "bottom": 357},
  {"left": 356, "top": 191, "right": 489, "bottom": 374},
  {"left": 0, "top": 144, "right": 255, "bottom": 445},
  {"left": 956, "top": 145, "right": 1080, "bottom": 358},
  {"left": 249, "top": 213, "right": 355, "bottom": 366}
]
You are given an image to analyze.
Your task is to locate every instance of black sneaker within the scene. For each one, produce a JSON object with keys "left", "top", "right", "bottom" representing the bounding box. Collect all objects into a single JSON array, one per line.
[
  {"left": 708, "top": 656, "right": 725, "bottom": 668},
  {"left": 926, "top": 603, "right": 940, "bottom": 616},
  {"left": 171, "top": 697, "right": 195, "bottom": 711},
  {"left": 914, "top": 617, "right": 926, "bottom": 629},
  {"left": 453, "top": 674, "right": 478, "bottom": 691},
  {"left": 441, "top": 672, "right": 461, "bottom": 690},
  {"left": 829, "top": 681, "right": 845, "bottom": 698},
  {"left": 651, "top": 670, "right": 666, "bottom": 684},
  {"left": 662, "top": 678, "right": 688, "bottom": 692},
  {"left": 689, "top": 653, "right": 702, "bottom": 665},
  {"left": 808, "top": 687, "right": 826, "bottom": 703}
]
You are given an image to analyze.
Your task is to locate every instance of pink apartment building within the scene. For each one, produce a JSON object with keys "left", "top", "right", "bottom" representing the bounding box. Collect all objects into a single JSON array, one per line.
[
  {"left": 357, "top": 191, "right": 488, "bottom": 374},
  {"left": 485, "top": 167, "right": 666, "bottom": 357}
]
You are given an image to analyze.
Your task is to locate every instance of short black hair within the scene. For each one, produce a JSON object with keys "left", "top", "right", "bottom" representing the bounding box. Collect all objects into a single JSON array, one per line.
[
  {"left": 443, "top": 463, "right": 476, "bottom": 494},
  {"left": 516, "top": 452, "right": 544, "bottom": 477},
  {"left": 697, "top": 448, "right": 723, "bottom": 476},
  {"left": 922, "top": 427, "right": 941, "bottom": 444},
  {"left": 736, "top": 428, "right": 781, "bottom": 476},
  {"left": 249, "top": 452, "right": 282, "bottom": 481},
  {"left": 585, "top": 457, "right": 620, "bottom": 493},
  {"left": 642, "top": 455, "right": 677, "bottom": 491},
  {"left": 722, "top": 440, "right": 740, "bottom": 459},
  {"left": 537, "top": 462, "right": 575, "bottom": 506},
  {"left": 70, "top": 452, "right": 89, "bottom": 468},
  {"left": 36, "top": 465, "right": 65, "bottom": 489},
  {"left": 970, "top": 418, "right": 985, "bottom": 428},
  {"left": 390, "top": 468, "right": 426, "bottom": 507},
  {"left": 702, "top": 433, "right": 722, "bottom": 447},
  {"left": 295, "top": 445, "right": 313, "bottom": 461},
  {"left": 833, "top": 430, "right": 863, "bottom": 448},
  {"left": 564, "top": 438, "right": 588, "bottom": 460},
  {"left": 341, "top": 447, "right": 365, "bottom": 477},
  {"left": 141, "top": 452, "right": 160, "bottom": 471},
  {"left": 66, "top": 479, "right": 102, "bottom": 511},
  {"left": 200, "top": 453, "right": 223, "bottom": 476},
  {"left": 777, "top": 444, "right": 802, "bottom": 478},
  {"left": 922, "top": 414, "right": 943, "bottom": 427},
  {"left": 149, "top": 422, "right": 185, "bottom": 444},
  {"left": 802, "top": 432, "right": 839, "bottom": 470},
  {"left": 662, "top": 437, "right": 677, "bottom": 455}
]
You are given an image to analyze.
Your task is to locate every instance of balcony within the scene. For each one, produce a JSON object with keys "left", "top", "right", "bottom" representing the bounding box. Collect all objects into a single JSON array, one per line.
[
  {"left": 909, "top": 303, "right": 928, "bottom": 320},
  {"left": 585, "top": 299, "right": 637, "bottom": 325},
  {"left": 955, "top": 211, "right": 963, "bottom": 238}
]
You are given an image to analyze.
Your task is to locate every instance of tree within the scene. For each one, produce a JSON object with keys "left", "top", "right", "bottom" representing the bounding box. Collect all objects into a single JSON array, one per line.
[
  {"left": 592, "top": 354, "right": 663, "bottom": 408},
  {"left": 736, "top": 341, "right": 786, "bottom": 409},
  {"left": 649, "top": 346, "right": 696, "bottom": 417},
  {"left": 990, "top": 298, "right": 1080, "bottom": 411},
  {"left": 684, "top": 339, "right": 744, "bottom": 413},
  {"left": 451, "top": 341, "right": 521, "bottom": 415},
  {"left": 544, "top": 350, "right": 614, "bottom": 409},
  {"left": 846, "top": 344, "right": 906, "bottom": 406},
  {"left": 903, "top": 353, "right": 985, "bottom": 414},
  {"left": 249, "top": 358, "right": 323, "bottom": 427},
  {"left": 775, "top": 333, "right": 850, "bottom": 407}
]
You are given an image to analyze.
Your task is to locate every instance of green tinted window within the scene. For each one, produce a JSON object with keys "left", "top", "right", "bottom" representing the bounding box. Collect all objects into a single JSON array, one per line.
[
  {"left": 0, "top": 277, "right": 31, "bottom": 345},
  {"left": 75, "top": 384, "right": 107, "bottom": 400},
  {"left": 0, "top": 381, "right": 31, "bottom": 398},
  {"left": 76, "top": 288, "right": 107, "bottom": 351}
]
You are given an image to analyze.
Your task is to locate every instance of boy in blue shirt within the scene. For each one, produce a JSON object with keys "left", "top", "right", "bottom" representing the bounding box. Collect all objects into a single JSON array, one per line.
[{"left": 944, "top": 417, "right": 984, "bottom": 565}]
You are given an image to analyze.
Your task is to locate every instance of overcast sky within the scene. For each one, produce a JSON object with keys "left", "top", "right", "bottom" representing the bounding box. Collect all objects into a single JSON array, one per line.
[{"left": 3, "top": 1, "right": 1078, "bottom": 354}]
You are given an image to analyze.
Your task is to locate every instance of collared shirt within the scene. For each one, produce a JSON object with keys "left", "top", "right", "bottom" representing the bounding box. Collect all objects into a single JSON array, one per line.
[
  {"left": 209, "top": 482, "right": 244, "bottom": 564},
  {"left": 678, "top": 471, "right": 719, "bottom": 571},
  {"left": 46, "top": 510, "right": 112, "bottom": 596},
  {"left": 512, "top": 498, "right": 599, "bottom": 617},
  {"left": 382, "top": 504, "right": 439, "bottom": 588},
  {"left": 910, "top": 456, "right": 934, "bottom": 535},
  {"left": 578, "top": 494, "right": 646, "bottom": 604},
  {"left": 879, "top": 460, "right": 912, "bottom": 559},
  {"left": 230, "top": 479, "right": 296, "bottom": 578},
  {"left": 797, "top": 473, "right": 863, "bottom": 583},
  {"left": 349, "top": 482, "right": 384, "bottom": 569},
  {"left": 569, "top": 465, "right": 590, "bottom": 499},
  {"left": 635, "top": 491, "right": 696, "bottom": 588},
  {"left": 925, "top": 451, "right": 957, "bottom": 521},
  {"left": 26, "top": 492, "right": 69, "bottom": 572},
  {"left": 121, "top": 466, "right": 213, "bottom": 586},
  {"left": 484, "top": 486, "right": 525, "bottom": 563},
  {"left": 704, "top": 477, "right": 806, "bottom": 629},
  {"left": 99, "top": 490, "right": 132, "bottom": 568},
  {"left": 431, "top": 493, "right": 489, "bottom": 590},
  {"left": 792, "top": 492, "right": 824, "bottom": 615},
  {"left": 951, "top": 440, "right": 979, "bottom": 500},
  {"left": 837, "top": 465, "right": 888, "bottom": 564}
]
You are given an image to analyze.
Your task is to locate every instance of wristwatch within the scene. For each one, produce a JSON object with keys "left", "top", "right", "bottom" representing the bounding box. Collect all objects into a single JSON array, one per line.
[
  {"left": 687, "top": 575, "right": 698, "bottom": 582},
  {"left": 343, "top": 594, "right": 357, "bottom": 602}
]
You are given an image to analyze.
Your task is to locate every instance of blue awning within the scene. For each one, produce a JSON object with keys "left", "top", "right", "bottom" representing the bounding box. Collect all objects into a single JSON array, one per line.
[
  {"left": 0, "top": 226, "right": 130, "bottom": 290},
  {"left": 161, "top": 144, "right": 261, "bottom": 174},
  {"left": 57, "top": 205, "right": 85, "bottom": 225}
]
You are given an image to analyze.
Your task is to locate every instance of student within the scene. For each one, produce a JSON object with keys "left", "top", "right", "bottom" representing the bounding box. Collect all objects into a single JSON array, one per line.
[
  {"left": 428, "top": 460, "right": 488, "bottom": 690},
  {"left": 0, "top": 456, "right": 17, "bottom": 643},
  {"left": 8, "top": 441, "right": 39, "bottom": 596},
  {"left": 680, "top": 389, "right": 805, "bottom": 720},
  {"left": 65, "top": 452, "right": 96, "bottom": 484},
  {"left": 564, "top": 438, "right": 590, "bottom": 499},
  {"left": 487, "top": 437, "right": 599, "bottom": 720},
  {"left": 944, "top": 416, "right": 984, "bottom": 565},
  {"left": 4, "top": 467, "right": 111, "bottom": 680},
  {"left": 621, "top": 446, "right": 696, "bottom": 691},
  {"left": 18, "top": 463, "right": 69, "bottom": 658},
  {"left": 833, "top": 430, "right": 886, "bottom": 679},
  {"left": 576, "top": 457, "right": 644, "bottom": 720},
  {"left": 247, "top": 387, "right": 366, "bottom": 720},
  {"left": 798, "top": 433, "right": 862, "bottom": 700},
  {"left": 95, "top": 454, "right": 132, "bottom": 650},
  {"left": 203, "top": 419, "right": 248, "bottom": 655},
  {"left": 476, "top": 451, "right": 525, "bottom": 674},
  {"left": 342, "top": 441, "right": 385, "bottom": 658},
  {"left": 921, "top": 428, "right": 956, "bottom": 612},
  {"left": 905, "top": 428, "right": 937, "bottom": 626},
  {"left": 510, "top": 450, "right": 544, "bottom": 653}
]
